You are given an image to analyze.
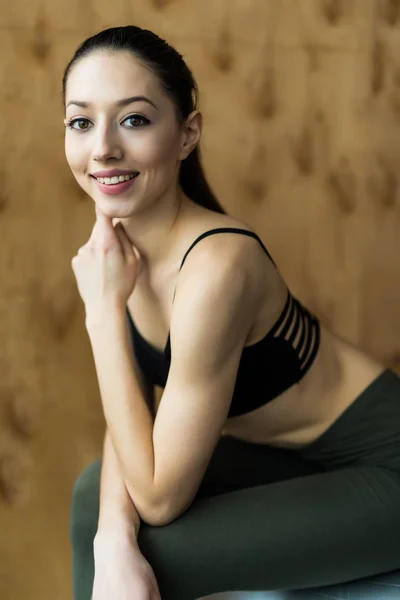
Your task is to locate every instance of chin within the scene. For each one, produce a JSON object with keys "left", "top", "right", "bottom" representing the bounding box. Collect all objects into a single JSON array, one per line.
[{"left": 94, "top": 197, "right": 138, "bottom": 219}]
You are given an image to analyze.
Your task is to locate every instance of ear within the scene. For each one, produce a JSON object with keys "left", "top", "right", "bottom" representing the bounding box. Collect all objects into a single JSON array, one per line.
[{"left": 179, "top": 111, "right": 202, "bottom": 160}]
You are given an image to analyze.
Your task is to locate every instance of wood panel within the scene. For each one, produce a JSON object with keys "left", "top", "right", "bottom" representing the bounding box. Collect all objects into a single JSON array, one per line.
[{"left": 0, "top": 1, "right": 399, "bottom": 598}]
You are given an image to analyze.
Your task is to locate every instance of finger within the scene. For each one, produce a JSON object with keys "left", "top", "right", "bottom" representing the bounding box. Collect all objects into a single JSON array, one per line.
[
  {"left": 89, "top": 205, "right": 116, "bottom": 247},
  {"left": 152, "top": 587, "right": 162, "bottom": 600},
  {"left": 111, "top": 219, "right": 139, "bottom": 254},
  {"left": 150, "top": 575, "right": 161, "bottom": 598},
  {"left": 132, "top": 244, "right": 141, "bottom": 262},
  {"left": 96, "top": 204, "right": 115, "bottom": 238},
  {"left": 117, "top": 226, "right": 141, "bottom": 261},
  {"left": 114, "top": 223, "right": 136, "bottom": 260},
  {"left": 95, "top": 203, "right": 114, "bottom": 229}
]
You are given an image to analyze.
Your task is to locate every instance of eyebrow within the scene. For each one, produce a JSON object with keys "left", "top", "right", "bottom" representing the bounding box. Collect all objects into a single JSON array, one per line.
[{"left": 66, "top": 96, "right": 158, "bottom": 110}]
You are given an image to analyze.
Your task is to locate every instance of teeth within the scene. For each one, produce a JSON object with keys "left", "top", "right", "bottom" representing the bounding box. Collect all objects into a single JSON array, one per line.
[{"left": 97, "top": 173, "right": 138, "bottom": 185}]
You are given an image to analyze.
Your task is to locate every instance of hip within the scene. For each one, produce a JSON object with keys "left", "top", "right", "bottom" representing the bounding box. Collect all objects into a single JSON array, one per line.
[{"left": 298, "top": 368, "right": 400, "bottom": 473}]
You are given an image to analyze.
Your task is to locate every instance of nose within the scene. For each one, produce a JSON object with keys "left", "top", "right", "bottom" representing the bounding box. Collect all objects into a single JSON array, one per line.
[{"left": 92, "top": 122, "right": 123, "bottom": 162}]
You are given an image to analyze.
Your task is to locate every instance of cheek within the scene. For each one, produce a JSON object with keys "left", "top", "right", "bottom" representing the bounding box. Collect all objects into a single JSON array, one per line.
[
  {"left": 65, "top": 137, "right": 82, "bottom": 174},
  {"left": 133, "top": 129, "right": 181, "bottom": 169}
]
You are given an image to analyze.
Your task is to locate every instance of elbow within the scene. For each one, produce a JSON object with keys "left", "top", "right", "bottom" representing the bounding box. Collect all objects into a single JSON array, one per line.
[
  {"left": 142, "top": 508, "right": 175, "bottom": 527},
  {"left": 144, "top": 494, "right": 194, "bottom": 526},
  {"left": 125, "top": 485, "right": 179, "bottom": 527},
  {"left": 138, "top": 499, "right": 179, "bottom": 527}
]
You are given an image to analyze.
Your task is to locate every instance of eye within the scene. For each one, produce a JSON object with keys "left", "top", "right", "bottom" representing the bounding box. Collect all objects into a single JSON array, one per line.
[
  {"left": 67, "top": 118, "right": 93, "bottom": 131},
  {"left": 122, "top": 114, "right": 150, "bottom": 128}
]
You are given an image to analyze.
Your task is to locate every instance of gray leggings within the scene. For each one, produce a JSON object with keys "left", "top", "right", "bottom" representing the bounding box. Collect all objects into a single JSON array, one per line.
[{"left": 71, "top": 370, "right": 400, "bottom": 599}]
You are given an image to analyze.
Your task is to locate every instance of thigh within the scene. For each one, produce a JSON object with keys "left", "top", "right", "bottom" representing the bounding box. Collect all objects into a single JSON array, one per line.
[
  {"left": 70, "top": 436, "right": 320, "bottom": 541},
  {"left": 139, "top": 466, "right": 400, "bottom": 600},
  {"left": 71, "top": 458, "right": 102, "bottom": 541},
  {"left": 70, "top": 459, "right": 102, "bottom": 600},
  {"left": 196, "top": 435, "right": 324, "bottom": 498}
]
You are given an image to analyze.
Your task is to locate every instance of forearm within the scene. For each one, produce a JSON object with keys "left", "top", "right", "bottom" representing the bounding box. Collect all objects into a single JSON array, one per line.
[
  {"left": 97, "top": 429, "right": 141, "bottom": 541},
  {"left": 86, "top": 307, "right": 158, "bottom": 514}
]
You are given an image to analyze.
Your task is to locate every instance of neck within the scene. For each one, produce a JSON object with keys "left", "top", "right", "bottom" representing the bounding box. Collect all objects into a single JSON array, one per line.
[{"left": 115, "top": 184, "right": 195, "bottom": 275}]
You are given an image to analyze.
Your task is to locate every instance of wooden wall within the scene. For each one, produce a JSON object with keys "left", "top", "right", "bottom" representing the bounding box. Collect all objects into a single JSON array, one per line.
[{"left": 1, "top": 1, "right": 399, "bottom": 598}]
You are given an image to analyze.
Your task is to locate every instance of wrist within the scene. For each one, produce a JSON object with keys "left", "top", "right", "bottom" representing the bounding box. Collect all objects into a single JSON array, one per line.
[
  {"left": 94, "top": 521, "right": 140, "bottom": 552},
  {"left": 85, "top": 302, "right": 127, "bottom": 332},
  {"left": 97, "top": 505, "right": 141, "bottom": 537}
]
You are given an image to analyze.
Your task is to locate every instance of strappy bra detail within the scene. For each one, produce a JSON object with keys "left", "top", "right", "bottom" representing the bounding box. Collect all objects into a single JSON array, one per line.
[{"left": 126, "top": 227, "right": 321, "bottom": 417}]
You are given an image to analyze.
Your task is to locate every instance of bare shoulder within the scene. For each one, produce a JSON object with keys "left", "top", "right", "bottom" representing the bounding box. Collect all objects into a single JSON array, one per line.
[{"left": 177, "top": 213, "right": 273, "bottom": 301}]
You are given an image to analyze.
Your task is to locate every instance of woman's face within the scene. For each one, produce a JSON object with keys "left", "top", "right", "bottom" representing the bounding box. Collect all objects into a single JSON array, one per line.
[{"left": 64, "top": 50, "right": 188, "bottom": 218}]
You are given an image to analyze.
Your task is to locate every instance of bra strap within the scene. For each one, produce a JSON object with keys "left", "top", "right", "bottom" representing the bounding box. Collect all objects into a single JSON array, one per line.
[{"left": 179, "top": 227, "right": 276, "bottom": 271}]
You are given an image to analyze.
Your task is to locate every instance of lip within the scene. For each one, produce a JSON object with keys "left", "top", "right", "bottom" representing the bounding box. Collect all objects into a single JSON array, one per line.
[
  {"left": 92, "top": 173, "right": 139, "bottom": 196},
  {"left": 91, "top": 169, "right": 139, "bottom": 178}
]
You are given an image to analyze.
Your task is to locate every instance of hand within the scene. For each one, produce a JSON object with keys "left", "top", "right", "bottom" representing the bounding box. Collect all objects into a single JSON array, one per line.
[
  {"left": 92, "top": 533, "right": 161, "bottom": 600},
  {"left": 71, "top": 206, "right": 140, "bottom": 313}
]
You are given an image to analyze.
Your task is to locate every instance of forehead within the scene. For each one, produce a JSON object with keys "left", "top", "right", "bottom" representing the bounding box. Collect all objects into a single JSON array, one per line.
[{"left": 65, "top": 50, "right": 163, "bottom": 106}]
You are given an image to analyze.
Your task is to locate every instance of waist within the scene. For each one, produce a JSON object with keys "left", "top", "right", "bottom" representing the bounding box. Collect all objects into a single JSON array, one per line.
[{"left": 223, "top": 326, "right": 386, "bottom": 448}]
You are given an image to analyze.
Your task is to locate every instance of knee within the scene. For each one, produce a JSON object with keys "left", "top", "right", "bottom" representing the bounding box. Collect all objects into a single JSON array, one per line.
[{"left": 70, "top": 458, "right": 102, "bottom": 548}]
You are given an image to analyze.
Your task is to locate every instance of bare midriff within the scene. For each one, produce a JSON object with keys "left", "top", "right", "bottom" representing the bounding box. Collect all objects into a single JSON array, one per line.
[{"left": 222, "top": 325, "right": 385, "bottom": 449}]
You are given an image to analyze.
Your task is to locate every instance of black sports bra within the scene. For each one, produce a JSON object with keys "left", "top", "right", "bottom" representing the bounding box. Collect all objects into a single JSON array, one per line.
[{"left": 127, "top": 228, "right": 321, "bottom": 417}]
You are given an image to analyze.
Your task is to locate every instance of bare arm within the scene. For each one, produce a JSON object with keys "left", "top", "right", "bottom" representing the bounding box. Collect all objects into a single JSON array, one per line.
[
  {"left": 92, "top": 393, "right": 162, "bottom": 600},
  {"left": 95, "top": 374, "right": 155, "bottom": 544},
  {"left": 87, "top": 311, "right": 157, "bottom": 521},
  {"left": 86, "top": 236, "right": 259, "bottom": 526},
  {"left": 96, "top": 430, "right": 140, "bottom": 541}
]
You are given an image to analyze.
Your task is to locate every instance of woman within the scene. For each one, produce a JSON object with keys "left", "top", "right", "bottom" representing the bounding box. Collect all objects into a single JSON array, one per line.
[{"left": 65, "top": 25, "right": 400, "bottom": 600}]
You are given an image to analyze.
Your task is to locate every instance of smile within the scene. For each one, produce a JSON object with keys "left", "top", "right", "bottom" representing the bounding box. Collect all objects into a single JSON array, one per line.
[
  {"left": 92, "top": 172, "right": 140, "bottom": 196},
  {"left": 95, "top": 172, "right": 139, "bottom": 185}
]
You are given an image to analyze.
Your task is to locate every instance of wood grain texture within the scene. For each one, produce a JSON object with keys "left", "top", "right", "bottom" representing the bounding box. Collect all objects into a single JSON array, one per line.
[{"left": 1, "top": 1, "right": 399, "bottom": 599}]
